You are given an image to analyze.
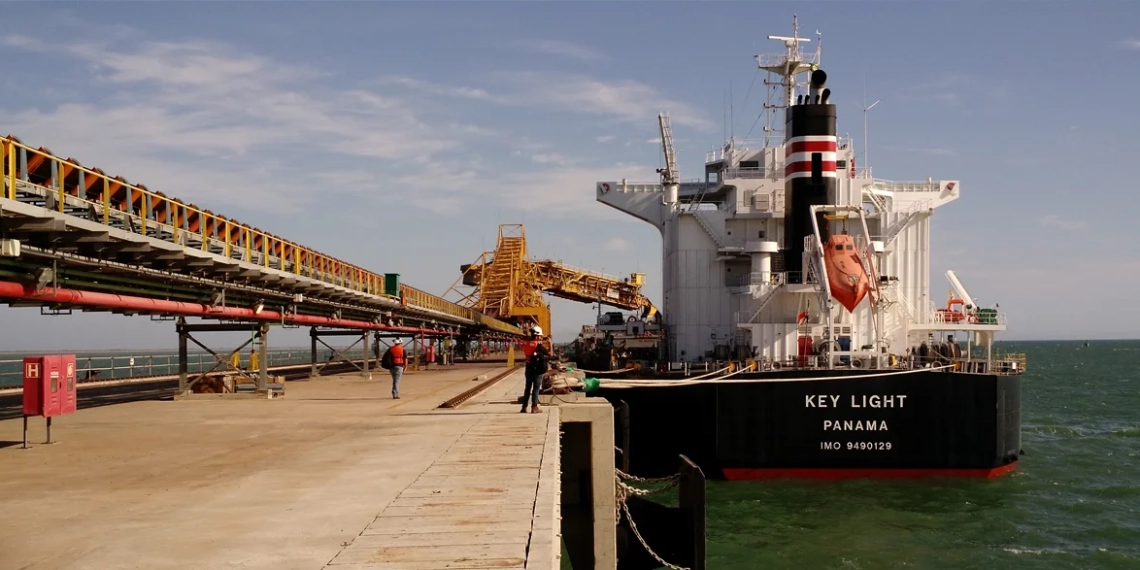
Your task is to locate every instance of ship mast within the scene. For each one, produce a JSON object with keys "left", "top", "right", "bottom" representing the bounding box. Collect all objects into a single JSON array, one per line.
[{"left": 756, "top": 14, "right": 822, "bottom": 147}]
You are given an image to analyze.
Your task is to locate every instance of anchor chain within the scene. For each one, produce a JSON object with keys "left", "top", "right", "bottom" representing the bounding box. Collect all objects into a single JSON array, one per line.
[{"left": 614, "top": 469, "right": 689, "bottom": 570}]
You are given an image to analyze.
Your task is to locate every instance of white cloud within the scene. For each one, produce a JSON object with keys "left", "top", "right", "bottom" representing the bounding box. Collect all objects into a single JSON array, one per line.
[
  {"left": 1038, "top": 214, "right": 1086, "bottom": 231},
  {"left": 526, "top": 39, "right": 607, "bottom": 62},
  {"left": 383, "top": 69, "right": 715, "bottom": 133},
  {"left": 493, "top": 71, "right": 716, "bottom": 132},
  {"left": 1118, "top": 38, "right": 1140, "bottom": 50},
  {"left": 882, "top": 145, "right": 957, "bottom": 157},
  {"left": 0, "top": 27, "right": 688, "bottom": 222},
  {"left": 494, "top": 164, "right": 654, "bottom": 218},
  {"left": 530, "top": 153, "right": 573, "bottom": 166},
  {"left": 374, "top": 76, "right": 507, "bottom": 103},
  {"left": 898, "top": 72, "right": 1008, "bottom": 108},
  {"left": 604, "top": 237, "right": 631, "bottom": 252},
  {"left": 0, "top": 33, "right": 484, "bottom": 214},
  {"left": 392, "top": 162, "right": 654, "bottom": 220}
]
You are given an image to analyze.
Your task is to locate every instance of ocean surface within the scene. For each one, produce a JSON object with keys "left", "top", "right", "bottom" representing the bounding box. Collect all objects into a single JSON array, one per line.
[{"left": 690, "top": 340, "right": 1140, "bottom": 569}]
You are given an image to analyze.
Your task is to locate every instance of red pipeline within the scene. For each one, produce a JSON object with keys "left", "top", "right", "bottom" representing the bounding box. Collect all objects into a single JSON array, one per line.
[{"left": 0, "top": 280, "right": 458, "bottom": 335}]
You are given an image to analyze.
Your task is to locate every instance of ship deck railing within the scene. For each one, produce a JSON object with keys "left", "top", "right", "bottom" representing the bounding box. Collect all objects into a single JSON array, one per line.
[
  {"left": 704, "top": 134, "right": 856, "bottom": 165},
  {"left": 740, "top": 353, "right": 1026, "bottom": 376},
  {"left": 927, "top": 307, "right": 1008, "bottom": 327},
  {"left": 868, "top": 178, "right": 947, "bottom": 194}
]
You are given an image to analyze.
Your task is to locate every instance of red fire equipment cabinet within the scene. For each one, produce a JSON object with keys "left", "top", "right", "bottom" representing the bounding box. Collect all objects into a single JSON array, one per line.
[{"left": 22, "top": 354, "right": 77, "bottom": 448}]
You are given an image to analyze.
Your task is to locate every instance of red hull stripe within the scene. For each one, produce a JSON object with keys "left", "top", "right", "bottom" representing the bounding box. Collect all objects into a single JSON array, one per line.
[
  {"left": 722, "top": 462, "right": 1018, "bottom": 480},
  {"left": 785, "top": 160, "right": 837, "bottom": 174},
  {"left": 786, "top": 140, "right": 838, "bottom": 154}
]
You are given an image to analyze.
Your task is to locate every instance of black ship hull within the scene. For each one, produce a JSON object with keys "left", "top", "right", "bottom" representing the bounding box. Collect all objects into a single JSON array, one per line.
[{"left": 593, "top": 368, "right": 1021, "bottom": 480}]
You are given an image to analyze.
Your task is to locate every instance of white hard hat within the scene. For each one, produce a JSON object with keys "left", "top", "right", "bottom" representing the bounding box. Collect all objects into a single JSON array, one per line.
[
  {"left": 532, "top": 325, "right": 543, "bottom": 336},
  {"left": 394, "top": 338, "right": 402, "bottom": 344}
]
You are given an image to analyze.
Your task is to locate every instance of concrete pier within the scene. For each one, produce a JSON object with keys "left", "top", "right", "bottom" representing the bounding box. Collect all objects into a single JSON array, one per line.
[{"left": 0, "top": 365, "right": 565, "bottom": 570}]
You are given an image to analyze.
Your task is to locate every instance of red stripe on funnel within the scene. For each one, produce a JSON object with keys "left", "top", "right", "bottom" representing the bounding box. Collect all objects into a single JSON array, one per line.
[{"left": 786, "top": 140, "right": 838, "bottom": 154}]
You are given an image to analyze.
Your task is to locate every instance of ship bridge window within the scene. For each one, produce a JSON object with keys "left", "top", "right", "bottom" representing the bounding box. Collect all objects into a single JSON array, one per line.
[
  {"left": 739, "top": 160, "right": 760, "bottom": 169},
  {"left": 846, "top": 244, "right": 853, "bottom": 250},
  {"left": 835, "top": 245, "right": 843, "bottom": 251}
]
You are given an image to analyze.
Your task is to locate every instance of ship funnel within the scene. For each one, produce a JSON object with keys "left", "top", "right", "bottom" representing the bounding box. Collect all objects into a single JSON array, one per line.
[
  {"left": 783, "top": 66, "right": 837, "bottom": 285},
  {"left": 809, "top": 69, "right": 827, "bottom": 104}
]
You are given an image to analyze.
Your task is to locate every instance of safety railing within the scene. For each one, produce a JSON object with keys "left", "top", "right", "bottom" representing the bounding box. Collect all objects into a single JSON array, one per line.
[
  {"left": 540, "top": 261, "right": 626, "bottom": 284},
  {"left": 725, "top": 274, "right": 750, "bottom": 287},
  {"left": 749, "top": 271, "right": 783, "bottom": 286},
  {"left": 723, "top": 167, "right": 777, "bottom": 180},
  {"left": 2, "top": 136, "right": 376, "bottom": 290},
  {"left": 2, "top": 135, "right": 523, "bottom": 335},
  {"left": 400, "top": 284, "right": 491, "bottom": 326},
  {"left": 756, "top": 49, "right": 807, "bottom": 71},
  {"left": 929, "top": 308, "right": 1007, "bottom": 326},
  {"left": 868, "top": 178, "right": 946, "bottom": 194},
  {"left": 0, "top": 348, "right": 344, "bottom": 388},
  {"left": 920, "top": 353, "right": 1027, "bottom": 375}
]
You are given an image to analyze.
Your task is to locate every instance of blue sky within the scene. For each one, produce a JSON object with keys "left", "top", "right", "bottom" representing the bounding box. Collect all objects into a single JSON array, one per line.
[{"left": 0, "top": 1, "right": 1137, "bottom": 350}]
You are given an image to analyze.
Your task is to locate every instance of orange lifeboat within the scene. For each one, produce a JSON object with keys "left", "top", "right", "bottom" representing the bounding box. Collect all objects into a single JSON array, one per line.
[{"left": 823, "top": 234, "right": 871, "bottom": 312}]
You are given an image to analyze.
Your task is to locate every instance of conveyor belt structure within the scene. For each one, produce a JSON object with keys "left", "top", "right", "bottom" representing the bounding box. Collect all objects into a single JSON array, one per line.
[{"left": 0, "top": 135, "right": 525, "bottom": 337}]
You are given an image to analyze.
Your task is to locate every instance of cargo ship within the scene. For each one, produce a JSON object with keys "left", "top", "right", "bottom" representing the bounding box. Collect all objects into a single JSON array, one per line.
[{"left": 584, "top": 17, "right": 1025, "bottom": 480}]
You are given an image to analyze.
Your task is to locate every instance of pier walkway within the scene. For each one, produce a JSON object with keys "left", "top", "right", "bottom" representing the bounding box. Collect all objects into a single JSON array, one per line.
[{"left": 0, "top": 364, "right": 560, "bottom": 570}]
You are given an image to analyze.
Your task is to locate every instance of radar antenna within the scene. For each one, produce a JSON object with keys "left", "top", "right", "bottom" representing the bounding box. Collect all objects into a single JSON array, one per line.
[{"left": 755, "top": 14, "right": 822, "bottom": 147}]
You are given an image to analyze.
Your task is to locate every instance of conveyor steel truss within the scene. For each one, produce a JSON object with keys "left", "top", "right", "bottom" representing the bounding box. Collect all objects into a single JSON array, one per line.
[
  {"left": 447, "top": 224, "right": 659, "bottom": 333},
  {"left": 0, "top": 135, "right": 525, "bottom": 338}
]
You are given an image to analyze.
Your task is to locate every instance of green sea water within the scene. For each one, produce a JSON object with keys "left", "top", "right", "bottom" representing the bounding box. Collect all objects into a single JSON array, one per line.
[{"left": 693, "top": 340, "right": 1140, "bottom": 569}]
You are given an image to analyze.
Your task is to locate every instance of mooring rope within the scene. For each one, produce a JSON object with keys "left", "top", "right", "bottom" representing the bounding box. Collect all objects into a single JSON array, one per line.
[
  {"left": 614, "top": 469, "right": 688, "bottom": 570},
  {"left": 572, "top": 366, "right": 636, "bottom": 375}
]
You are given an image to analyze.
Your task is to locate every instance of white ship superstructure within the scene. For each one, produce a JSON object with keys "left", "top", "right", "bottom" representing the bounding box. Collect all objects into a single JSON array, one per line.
[{"left": 595, "top": 17, "right": 1006, "bottom": 367}]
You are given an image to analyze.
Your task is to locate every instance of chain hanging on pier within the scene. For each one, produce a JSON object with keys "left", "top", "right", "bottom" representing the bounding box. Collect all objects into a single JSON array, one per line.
[{"left": 614, "top": 469, "right": 689, "bottom": 570}]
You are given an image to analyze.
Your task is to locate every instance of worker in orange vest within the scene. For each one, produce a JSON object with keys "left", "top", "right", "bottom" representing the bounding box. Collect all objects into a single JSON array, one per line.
[
  {"left": 518, "top": 325, "right": 551, "bottom": 413},
  {"left": 381, "top": 338, "right": 407, "bottom": 399}
]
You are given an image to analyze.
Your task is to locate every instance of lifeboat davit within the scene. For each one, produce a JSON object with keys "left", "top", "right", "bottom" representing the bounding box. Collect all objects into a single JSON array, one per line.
[{"left": 823, "top": 234, "right": 871, "bottom": 312}]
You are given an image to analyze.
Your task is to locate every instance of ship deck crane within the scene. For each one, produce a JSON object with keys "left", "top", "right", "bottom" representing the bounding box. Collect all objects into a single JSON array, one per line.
[
  {"left": 657, "top": 112, "right": 680, "bottom": 207},
  {"left": 444, "top": 224, "right": 659, "bottom": 336},
  {"left": 945, "top": 270, "right": 977, "bottom": 309}
]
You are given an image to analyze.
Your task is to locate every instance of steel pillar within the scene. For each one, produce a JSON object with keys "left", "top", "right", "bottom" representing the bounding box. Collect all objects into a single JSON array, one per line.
[
  {"left": 362, "top": 329, "right": 371, "bottom": 378},
  {"left": 308, "top": 327, "right": 371, "bottom": 378},
  {"left": 175, "top": 318, "right": 268, "bottom": 396}
]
